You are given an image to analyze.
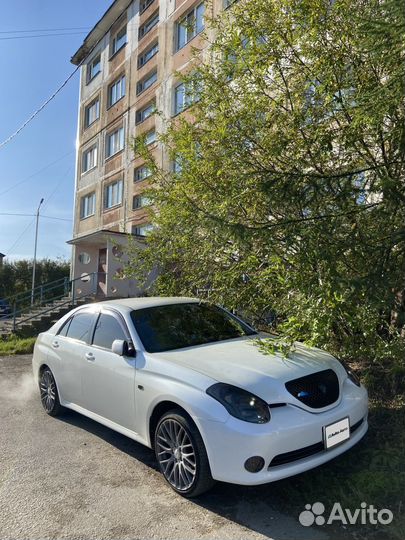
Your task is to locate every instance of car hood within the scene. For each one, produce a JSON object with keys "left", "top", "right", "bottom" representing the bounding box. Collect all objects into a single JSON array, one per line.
[{"left": 153, "top": 333, "right": 346, "bottom": 408}]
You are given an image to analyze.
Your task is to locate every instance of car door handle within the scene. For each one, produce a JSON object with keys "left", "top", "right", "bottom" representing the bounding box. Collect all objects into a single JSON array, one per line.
[
  {"left": 52, "top": 340, "right": 59, "bottom": 348},
  {"left": 85, "top": 352, "right": 95, "bottom": 361}
]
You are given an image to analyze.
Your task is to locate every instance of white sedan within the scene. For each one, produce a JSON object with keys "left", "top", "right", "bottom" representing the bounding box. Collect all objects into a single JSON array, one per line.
[{"left": 33, "top": 297, "right": 368, "bottom": 497}]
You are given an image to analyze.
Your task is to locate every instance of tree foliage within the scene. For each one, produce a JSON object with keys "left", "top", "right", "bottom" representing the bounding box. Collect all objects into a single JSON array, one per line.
[
  {"left": 127, "top": 0, "right": 405, "bottom": 379},
  {"left": 0, "top": 259, "right": 70, "bottom": 300}
]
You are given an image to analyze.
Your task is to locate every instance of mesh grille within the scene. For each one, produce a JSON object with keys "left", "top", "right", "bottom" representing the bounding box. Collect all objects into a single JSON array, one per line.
[{"left": 285, "top": 369, "right": 339, "bottom": 408}]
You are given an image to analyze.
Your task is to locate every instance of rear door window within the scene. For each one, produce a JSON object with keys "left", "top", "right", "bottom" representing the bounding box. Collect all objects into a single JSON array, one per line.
[{"left": 65, "top": 311, "right": 95, "bottom": 343}]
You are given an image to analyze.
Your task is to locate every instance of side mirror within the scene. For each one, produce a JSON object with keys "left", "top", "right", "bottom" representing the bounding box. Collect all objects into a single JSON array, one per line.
[{"left": 112, "top": 339, "right": 136, "bottom": 357}]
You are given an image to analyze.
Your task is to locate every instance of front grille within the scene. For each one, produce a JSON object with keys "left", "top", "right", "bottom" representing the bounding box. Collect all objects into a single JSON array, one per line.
[
  {"left": 270, "top": 441, "right": 324, "bottom": 467},
  {"left": 269, "top": 417, "right": 364, "bottom": 468},
  {"left": 285, "top": 369, "right": 339, "bottom": 409}
]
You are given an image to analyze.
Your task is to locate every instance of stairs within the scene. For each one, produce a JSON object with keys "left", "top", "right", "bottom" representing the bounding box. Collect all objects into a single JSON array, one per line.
[
  {"left": 0, "top": 272, "right": 104, "bottom": 340},
  {"left": 0, "top": 295, "right": 95, "bottom": 339}
]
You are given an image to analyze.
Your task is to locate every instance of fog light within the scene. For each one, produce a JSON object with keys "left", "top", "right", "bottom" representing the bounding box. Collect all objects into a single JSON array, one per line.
[{"left": 244, "top": 456, "right": 265, "bottom": 473}]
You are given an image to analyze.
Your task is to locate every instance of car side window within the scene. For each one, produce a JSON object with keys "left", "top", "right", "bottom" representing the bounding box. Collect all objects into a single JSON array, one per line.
[
  {"left": 58, "top": 318, "right": 72, "bottom": 337},
  {"left": 65, "top": 311, "right": 95, "bottom": 343},
  {"left": 92, "top": 312, "right": 127, "bottom": 350}
]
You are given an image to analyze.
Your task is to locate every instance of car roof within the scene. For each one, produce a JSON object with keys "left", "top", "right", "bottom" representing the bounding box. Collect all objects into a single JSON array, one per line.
[{"left": 96, "top": 296, "right": 200, "bottom": 313}]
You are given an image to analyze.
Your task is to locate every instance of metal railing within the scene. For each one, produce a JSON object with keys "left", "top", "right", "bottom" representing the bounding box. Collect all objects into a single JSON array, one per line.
[{"left": 0, "top": 272, "right": 104, "bottom": 332}]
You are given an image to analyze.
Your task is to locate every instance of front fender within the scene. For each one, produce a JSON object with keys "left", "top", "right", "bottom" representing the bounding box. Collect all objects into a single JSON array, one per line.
[{"left": 136, "top": 369, "right": 229, "bottom": 446}]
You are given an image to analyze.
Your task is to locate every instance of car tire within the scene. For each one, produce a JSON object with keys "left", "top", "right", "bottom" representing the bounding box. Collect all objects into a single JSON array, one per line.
[
  {"left": 39, "top": 367, "right": 63, "bottom": 417},
  {"left": 154, "top": 409, "right": 215, "bottom": 497}
]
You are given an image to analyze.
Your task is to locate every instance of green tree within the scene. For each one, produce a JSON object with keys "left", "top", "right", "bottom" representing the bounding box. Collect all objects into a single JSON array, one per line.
[
  {"left": 127, "top": 0, "right": 405, "bottom": 381},
  {"left": 0, "top": 259, "right": 70, "bottom": 300}
]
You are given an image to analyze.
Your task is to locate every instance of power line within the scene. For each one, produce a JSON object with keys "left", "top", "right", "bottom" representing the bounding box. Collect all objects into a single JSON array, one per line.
[
  {"left": 0, "top": 31, "right": 88, "bottom": 41},
  {"left": 7, "top": 217, "right": 36, "bottom": 256},
  {"left": 5, "top": 165, "right": 74, "bottom": 256},
  {"left": 0, "top": 27, "right": 90, "bottom": 33},
  {"left": 0, "top": 6, "right": 130, "bottom": 150},
  {"left": 0, "top": 68, "right": 80, "bottom": 149},
  {"left": 0, "top": 213, "right": 72, "bottom": 221},
  {"left": 0, "top": 150, "right": 73, "bottom": 196}
]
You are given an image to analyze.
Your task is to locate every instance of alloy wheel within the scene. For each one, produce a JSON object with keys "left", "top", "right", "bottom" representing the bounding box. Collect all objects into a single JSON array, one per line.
[
  {"left": 40, "top": 370, "right": 56, "bottom": 413},
  {"left": 156, "top": 418, "right": 197, "bottom": 491}
]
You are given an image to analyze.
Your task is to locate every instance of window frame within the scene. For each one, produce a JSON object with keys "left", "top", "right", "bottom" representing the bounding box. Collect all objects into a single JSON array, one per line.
[
  {"left": 104, "top": 178, "right": 124, "bottom": 210},
  {"left": 137, "top": 41, "right": 159, "bottom": 69},
  {"left": 105, "top": 126, "right": 125, "bottom": 159},
  {"left": 132, "top": 194, "right": 151, "bottom": 210},
  {"left": 108, "top": 74, "right": 126, "bottom": 108},
  {"left": 135, "top": 101, "right": 155, "bottom": 124},
  {"left": 173, "top": 79, "right": 201, "bottom": 115},
  {"left": 87, "top": 53, "right": 101, "bottom": 83},
  {"left": 81, "top": 144, "right": 98, "bottom": 174},
  {"left": 84, "top": 97, "right": 100, "bottom": 128},
  {"left": 138, "top": 10, "right": 159, "bottom": 40},
  {"left": 111, "top": 25, "right": 127, "bottom": 57},
  {"left": 140, "top": 0, "right": 155, "bottom": 14},
  {"left": 175, "top": 2, "right": 205, "bottom": 52},
  {"left": 132, "top": 223, "right": 153, "bottom": 237},
  {"left": 144, "top": 129, "right": 156, "bottom": 145},
  {"left": 136, "top": 70, "right": 158, "bottom": 95},
  {"left": 134, "top": 165, "right": 152, "bottom": 182},
  {"left": 80, "top": 192, "right": 96, "bottom": 220}
]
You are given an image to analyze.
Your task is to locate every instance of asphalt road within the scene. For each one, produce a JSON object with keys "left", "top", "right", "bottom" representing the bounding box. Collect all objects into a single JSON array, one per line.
[{"left": 0, "top": 355, "right": 330, "bottom": 540}]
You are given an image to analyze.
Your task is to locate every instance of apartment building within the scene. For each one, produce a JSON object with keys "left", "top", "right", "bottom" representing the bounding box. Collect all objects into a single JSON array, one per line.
[{"left": 69, "top": 0, "right": 222, "bottom": 297}]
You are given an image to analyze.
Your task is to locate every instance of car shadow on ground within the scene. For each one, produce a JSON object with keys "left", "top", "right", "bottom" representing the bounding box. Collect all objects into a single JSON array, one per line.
[{"left": 58, "top": 409, "right": 351, "bottom": 540}]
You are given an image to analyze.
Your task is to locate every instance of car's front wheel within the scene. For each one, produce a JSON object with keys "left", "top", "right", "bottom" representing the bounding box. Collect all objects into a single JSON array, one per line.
[
  {"left": 39, "top": 367, "right": 62, "bottom": 416},
  {"left": 154, "top": 409, "right": 215, "bottom": 497}
]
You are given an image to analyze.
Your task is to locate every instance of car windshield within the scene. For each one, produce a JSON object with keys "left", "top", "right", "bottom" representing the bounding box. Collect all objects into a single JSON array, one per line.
[{"left": 130, "top": 302, "right": 257, "bottom": 353}]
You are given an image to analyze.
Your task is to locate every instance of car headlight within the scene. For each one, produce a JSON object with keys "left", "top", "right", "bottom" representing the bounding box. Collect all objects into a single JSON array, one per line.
[
  {"left": 340, "top": 360, "right": 361, "bottom": 387},
  {"left": 206, "top": 383, "right": 271, "bottom": 423}
]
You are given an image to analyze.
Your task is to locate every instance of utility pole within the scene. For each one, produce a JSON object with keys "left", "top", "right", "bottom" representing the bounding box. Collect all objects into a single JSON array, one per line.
[{"left": 31, "top": 198, "right": 44, "bottom": 306}]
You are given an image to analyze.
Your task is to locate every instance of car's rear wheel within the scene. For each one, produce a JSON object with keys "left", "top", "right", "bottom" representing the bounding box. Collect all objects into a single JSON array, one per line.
[
  {"left": 154, "top": 409, "right": 215, "bottom": 497},
  {"left": 39, "top": 367, "right": 62, "bottom": 416}
]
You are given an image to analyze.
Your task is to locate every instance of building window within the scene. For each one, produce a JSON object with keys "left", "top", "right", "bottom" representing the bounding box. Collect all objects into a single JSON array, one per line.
[
  {"left": 173, "top": 78, "right": 201, "bottom": 115},
  {"left": 140, "top": 0, "right": 155, "bottom": 13},
  {"left": 134, "top": 165, "right": 152, "bottom": 182},
  {"left": 138, "top": 41, "right": 159, "bottom": 69},
  {"left": 82, "top": 145, "right": 98, "bottom": 173},
  {"left": 139, "top": 11, "right": 159, "bottom": 40},
  {"left": 87, "top": 54, "right": 101, "bottom": 83},
  {"left": 108, "top": 74, "right": 126, "bottom": 107},
  {"left": 80, "top": 192, "right": 95, "bottom": 219},
  {"left": 132, "top": 223, "right": 153, "bottom": 236},
  {"left": 106, "top": 127, "right": 125, "bottom": 158},
  {"left": 111, "top": 26, "right": 127, "bottom": 56},
  {"left": 172, "top": 158, "right": 182, "bottom": 173},
  {"left": 136, "top": 101, "right": 155, "bottom": 124},
  {"left": 133, "top": 194, "right": 151, "bottom": 209},
  {"left": 104, "top": 179, "right": 123, "bottom": 209},
  {"left": 144, "top": 129, "right": 156, "bottom": 145},
  {"left": 137, "top": 70, "right": 157, "bottom": 95},
  {"left": 84, "top": 98, "right": 100, "bottom": 128},
  {"left": 175, "top": 3, "right": 205, "bottom": 51}
]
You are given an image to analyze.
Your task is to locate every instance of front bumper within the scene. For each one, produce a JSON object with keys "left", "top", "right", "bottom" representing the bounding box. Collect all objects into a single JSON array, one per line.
[{"left": 195, "top": 380, "right": 368, "bottom": 485}]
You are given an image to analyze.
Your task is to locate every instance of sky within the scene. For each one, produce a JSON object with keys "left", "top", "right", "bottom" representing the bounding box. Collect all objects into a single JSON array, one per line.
[{"left": 0, "top": 0, "right": 112, "bottom": 262}]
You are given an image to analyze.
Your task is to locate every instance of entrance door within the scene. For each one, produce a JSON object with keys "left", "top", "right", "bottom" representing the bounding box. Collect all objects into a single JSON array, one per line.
[{"left": 98, "top": 248, "right": 107, "bottom": 296}]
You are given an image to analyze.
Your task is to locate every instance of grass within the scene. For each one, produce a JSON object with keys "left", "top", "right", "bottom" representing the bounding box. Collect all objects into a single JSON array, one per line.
[
  {"left": 275, "top": 396, "right": 405, "bottom": 539},
  {"left": 0, "top": 336, "right": 36, "bottom": 356}
]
